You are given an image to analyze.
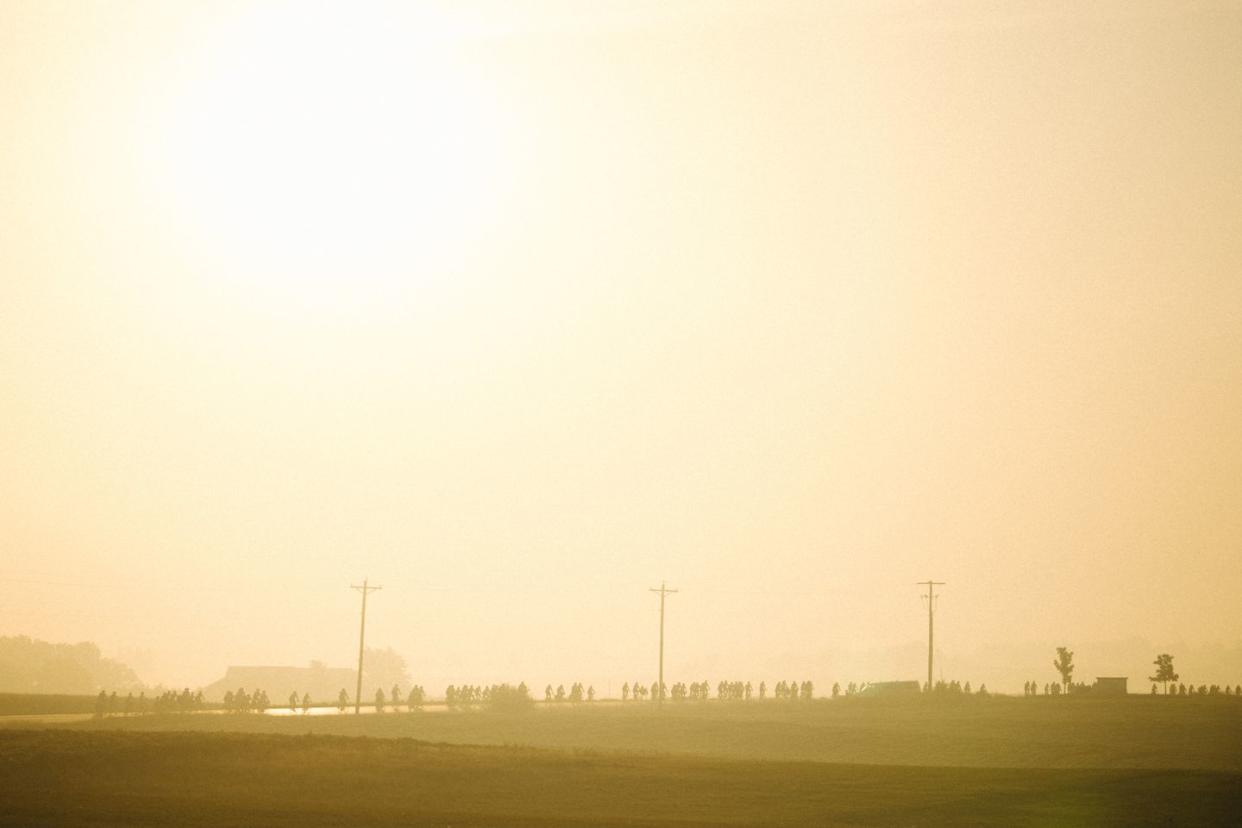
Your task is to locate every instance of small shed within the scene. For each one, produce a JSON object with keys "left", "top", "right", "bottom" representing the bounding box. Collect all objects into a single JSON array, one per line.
[{"left": 1093, "top": 676, "right": 1128, "bottom": 695}]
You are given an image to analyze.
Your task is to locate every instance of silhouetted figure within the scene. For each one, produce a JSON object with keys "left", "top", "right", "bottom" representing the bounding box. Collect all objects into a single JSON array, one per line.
[
  {"left": 289, "top": 691, "right": 299, "bottom": 711},
  {"left": 301, "top": 692, "right": 311, "bottom": 714},
  {"left": 94, "top": 690, "right": 107, "bottom": 719},
  {"left": 337, "top": 689, "right": 349, "bottom": 712},
  {"left": 374, "top": 687, "right": 385, "bottom": 712}
]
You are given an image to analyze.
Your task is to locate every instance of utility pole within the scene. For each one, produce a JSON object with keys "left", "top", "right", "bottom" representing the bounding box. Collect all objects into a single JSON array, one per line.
[
  {"left": 351, "top": 578, "right": 382, "bottom": 714},
  {"left": 648, "top": 581, "right": 677, "bottom": 704},
  {"left": 917, "top": 580, "right": 944, "bottom": 691}
]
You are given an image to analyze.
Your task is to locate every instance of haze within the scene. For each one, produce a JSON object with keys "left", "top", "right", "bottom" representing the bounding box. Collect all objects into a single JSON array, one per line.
[{"left": 2, "top": 0, "right": 1240, "bottom": 694}]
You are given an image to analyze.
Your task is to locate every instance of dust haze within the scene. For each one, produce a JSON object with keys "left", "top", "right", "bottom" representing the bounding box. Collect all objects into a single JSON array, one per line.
[{"left": 2, "top": 2, "right": 1241, "bottom": 825}]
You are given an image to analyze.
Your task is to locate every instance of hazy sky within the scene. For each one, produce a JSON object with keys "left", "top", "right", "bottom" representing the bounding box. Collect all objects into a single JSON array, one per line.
[{"left": 3, "top": 0, "right": 1241, "bottom": 692}]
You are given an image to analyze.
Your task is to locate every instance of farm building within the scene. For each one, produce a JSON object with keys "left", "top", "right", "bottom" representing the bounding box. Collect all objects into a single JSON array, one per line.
[
  {"left": 1093, "top": 676, "right": 1128, "bottom": 695},
  {"left": 860, "top": 680, "right": 922, "bottom": 696}
]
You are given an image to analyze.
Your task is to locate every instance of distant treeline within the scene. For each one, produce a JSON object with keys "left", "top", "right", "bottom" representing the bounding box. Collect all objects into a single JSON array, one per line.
[{"left": 0, "top": 636, "right": 143, "bottom": 695}]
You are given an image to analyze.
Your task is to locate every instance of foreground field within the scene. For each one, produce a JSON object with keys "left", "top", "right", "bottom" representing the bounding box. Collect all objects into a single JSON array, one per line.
[
  {"left": 1, "top": 729, "right": 1239, "bottom": 827},
  {"left": 36, "top": 695, "right": 1242, "bottom": 772}
]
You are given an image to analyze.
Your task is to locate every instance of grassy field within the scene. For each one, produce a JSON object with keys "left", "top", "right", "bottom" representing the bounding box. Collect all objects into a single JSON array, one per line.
[
  {"left": 0, "top": 692, "right": 105, "bottom": 715},
  {"left": 5, "top": 697, "right": 1239, "bottom": 825},
  {"left": 1, "top": 729, "right": 1239, "bottom": 827},
  {"left": 33, "top": 694, "right": 1242, "bottom": 772}
]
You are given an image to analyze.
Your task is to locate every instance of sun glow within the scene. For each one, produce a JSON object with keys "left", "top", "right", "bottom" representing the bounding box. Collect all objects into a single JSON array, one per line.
[{"left": 151, "top": 3, "right": 521, "bottom": 308}]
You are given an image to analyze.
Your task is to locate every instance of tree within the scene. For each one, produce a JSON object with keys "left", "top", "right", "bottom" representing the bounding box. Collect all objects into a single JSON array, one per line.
[
  {"left": 362, "top": 647, "right": 412, "bottom": 693},
  {"left": 1053, "top": 647, "right": 1074, "bottom": 693},
  {"left": 1149, "top": 654, "right": 1178, "bottom": 695}
]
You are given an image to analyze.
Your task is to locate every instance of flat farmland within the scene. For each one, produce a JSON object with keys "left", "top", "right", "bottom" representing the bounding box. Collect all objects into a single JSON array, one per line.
[
  {"left": 25, "top": 695, "right": 1242, "bottom": 772},
  {"left": 1, "top": 729, "right": 1239, "bottom": 827}
]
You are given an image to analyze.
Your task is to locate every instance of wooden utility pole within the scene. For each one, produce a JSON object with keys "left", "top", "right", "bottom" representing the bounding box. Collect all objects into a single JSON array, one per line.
[
  {"left": 917, "top": 580, "right": 944, "bottom": 690},
  {"left": 351, "top": 579, "right": 382, "bottom": 714},
  {"left": 648, "top": 581, "right": 678, "bottom": 704}
]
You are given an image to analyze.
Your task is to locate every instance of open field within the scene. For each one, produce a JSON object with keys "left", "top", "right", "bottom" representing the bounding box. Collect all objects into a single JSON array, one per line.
[
  {"left": 25, "top": 695, "right": 1242, "bottom": 772},
  {"left": 1, "top": 729, "right": 1239, "bottom": 827},
  {"left": 0, "top": 692, "right": 112, "bottom": 716}
]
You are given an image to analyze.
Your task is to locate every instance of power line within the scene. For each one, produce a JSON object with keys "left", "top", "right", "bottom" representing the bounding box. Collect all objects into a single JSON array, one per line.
[
  {"left": 917, "top": 580, "right": 945, "bottom": 690},
  {"left": 350, "top": 578, "right": 382, "bottom": 715},
  {"left": 648, "top": 581, "right": 678, "bottom": 705}
]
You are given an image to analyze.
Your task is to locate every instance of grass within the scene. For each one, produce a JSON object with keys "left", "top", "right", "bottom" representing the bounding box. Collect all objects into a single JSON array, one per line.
[
  {"left": 37, "top": 694, "right": 1242, "bottom": 772},
  {"left": 1, "top": 729, "right": 1239, "bottom": 826},
  {"left": 0, "top": 692, "right": 103, "bottom": 715}
]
